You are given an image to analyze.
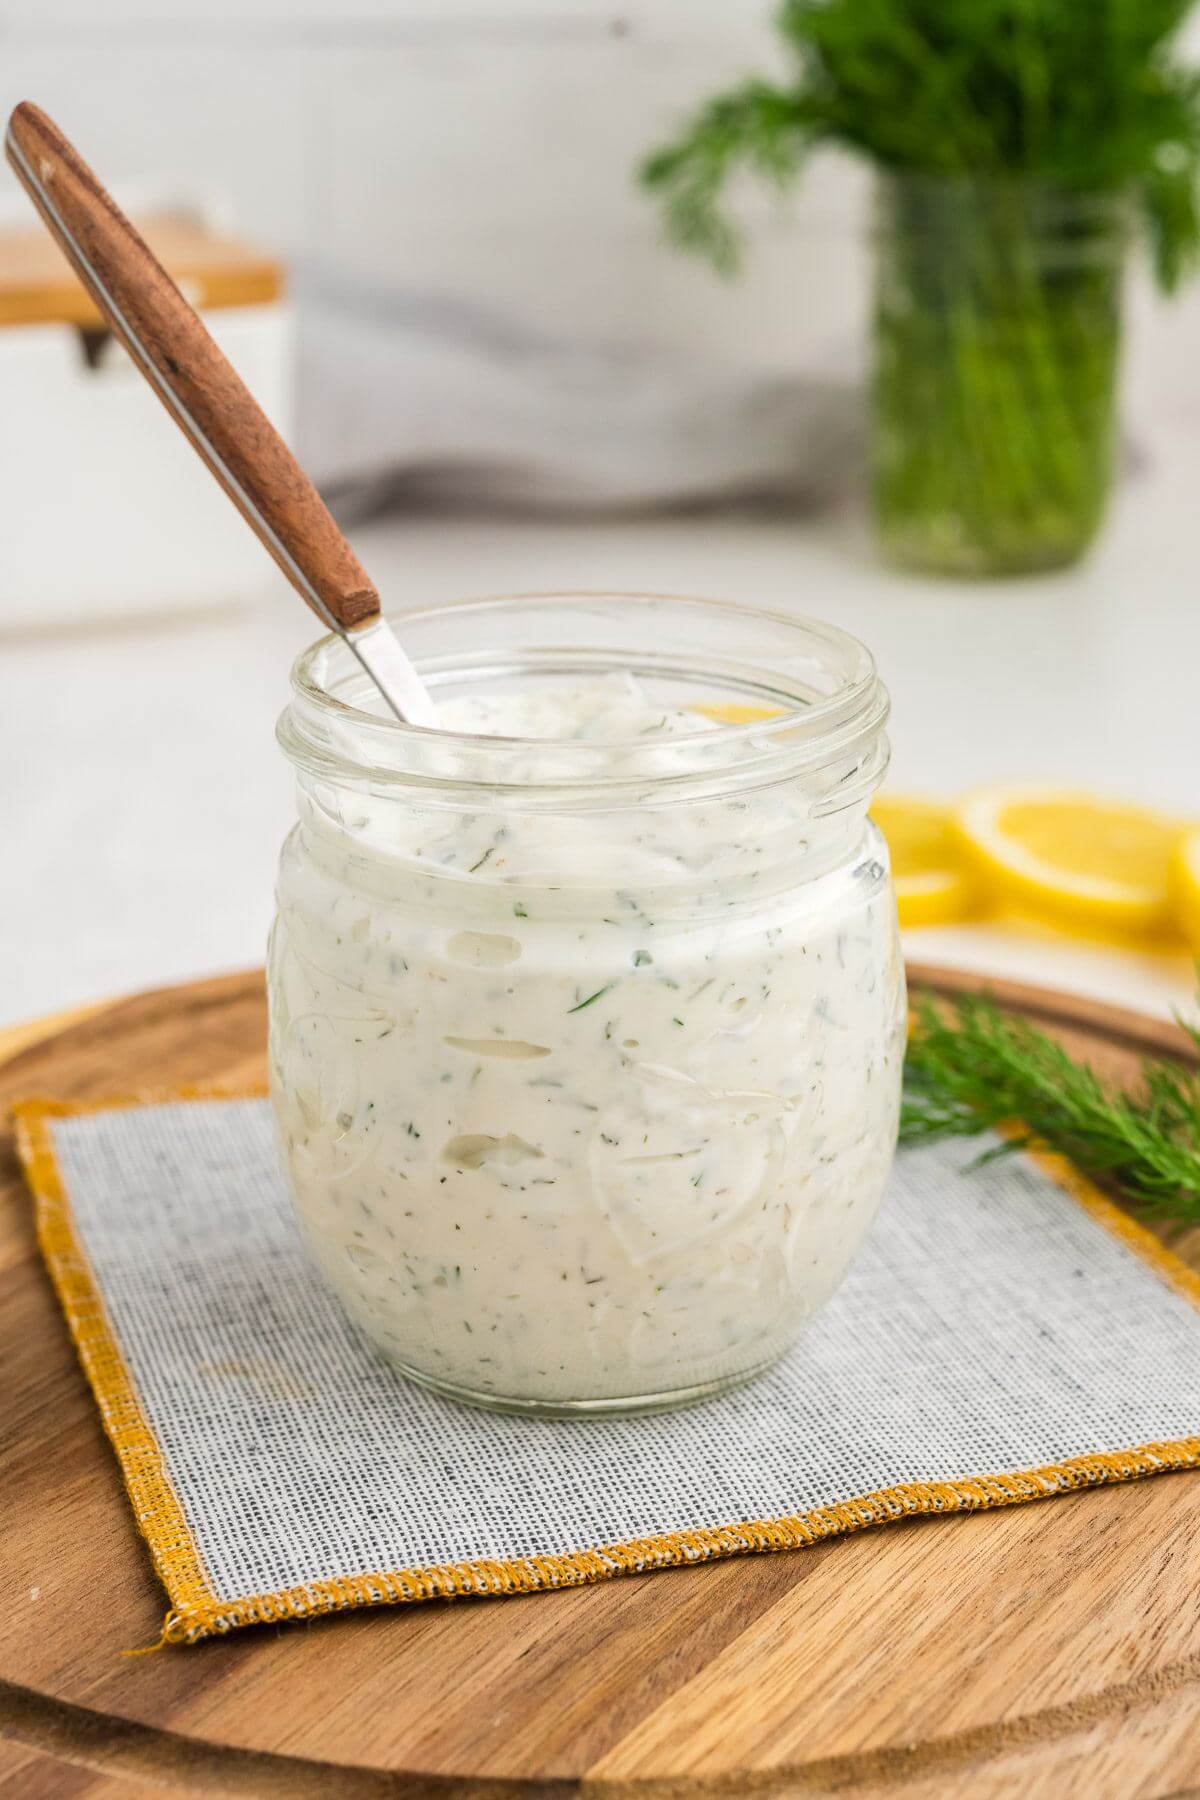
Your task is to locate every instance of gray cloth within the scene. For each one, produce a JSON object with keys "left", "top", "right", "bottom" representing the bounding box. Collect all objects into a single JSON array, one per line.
[{"left": 39, "top": 1099, "right": 1200, "bottom": 1639}]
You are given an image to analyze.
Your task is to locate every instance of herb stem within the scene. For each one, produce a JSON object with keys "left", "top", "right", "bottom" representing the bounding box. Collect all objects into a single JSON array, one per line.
[{"left": 568, "top": 983, "right": 615, "bottom": 1014}]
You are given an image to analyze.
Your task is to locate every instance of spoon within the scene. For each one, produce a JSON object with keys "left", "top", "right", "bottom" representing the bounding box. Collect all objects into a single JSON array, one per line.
[{"left": 4, "top": 101, "right": 439, "bottom": 727}]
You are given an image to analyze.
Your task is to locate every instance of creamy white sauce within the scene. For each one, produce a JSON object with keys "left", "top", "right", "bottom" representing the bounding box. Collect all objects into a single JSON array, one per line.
[{"left": 268, "top": 675, "right": 905, "bottom": 1410}]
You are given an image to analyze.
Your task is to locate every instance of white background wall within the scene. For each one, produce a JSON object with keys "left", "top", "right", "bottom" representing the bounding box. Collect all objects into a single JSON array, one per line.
[
  {"left": 0, "top": 1, "right": 876, "bottom": 507},
  {"left": 0, "top": 0, "right": 852, "bottom": 326},
  {"left": 2, "top": 0, "right": 1200, "bottom": 498}
]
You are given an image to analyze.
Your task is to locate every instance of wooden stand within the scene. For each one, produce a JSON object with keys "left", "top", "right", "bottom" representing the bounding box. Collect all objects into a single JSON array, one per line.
[{"left": 3, "top": 967, "right": 1200, "bottom": 1797}]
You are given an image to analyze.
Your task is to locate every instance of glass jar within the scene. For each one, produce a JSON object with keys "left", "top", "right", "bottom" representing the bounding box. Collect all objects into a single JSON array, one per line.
[
  {"left": 872, "top": 175, "right": 1128, "bottom": 577},
  {"left": 269, "top": 593, "right": 905, "bottom": 1415}
]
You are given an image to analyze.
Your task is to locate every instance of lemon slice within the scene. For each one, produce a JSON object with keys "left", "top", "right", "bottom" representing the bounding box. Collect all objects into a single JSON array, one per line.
[
  {"left": 955, "top": 783, "right": 1180, "bottom": 935},
  {"left": 692, "top": 701, "right": 784, "bottom": 725},
  {"left": 1174, "top": 826, "right": 1200, "bottom": 949},
  {"left": 870, "top": 795, "right": 979, "bottom": 928}
]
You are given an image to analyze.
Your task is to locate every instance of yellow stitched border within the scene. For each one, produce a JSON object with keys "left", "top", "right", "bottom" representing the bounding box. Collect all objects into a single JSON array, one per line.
[{"left": 12, "top": 1088, "right": 1200, "bottom": 1647}]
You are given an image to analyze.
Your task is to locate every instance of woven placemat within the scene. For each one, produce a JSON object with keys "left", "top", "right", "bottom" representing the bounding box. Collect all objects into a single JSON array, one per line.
[{"left": 15, "top": 1089, "right": 1200, "bottom": 1646}]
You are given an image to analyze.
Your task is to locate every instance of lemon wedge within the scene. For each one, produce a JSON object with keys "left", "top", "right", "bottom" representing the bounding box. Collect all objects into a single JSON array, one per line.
[
  {"left": 955, "top": 783, "right": 1181, "bottom": 936},
  {"left": 870, "top": 795, "right": 979, "bottom": 928},
  {"left": 1174, "top": 826, "right": 1200, "bottom": 949}
]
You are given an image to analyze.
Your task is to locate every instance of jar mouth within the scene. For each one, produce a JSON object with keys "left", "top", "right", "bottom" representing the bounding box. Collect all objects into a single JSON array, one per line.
[{"left": 280, "top": 591, "right": 890, "bottom": 808}]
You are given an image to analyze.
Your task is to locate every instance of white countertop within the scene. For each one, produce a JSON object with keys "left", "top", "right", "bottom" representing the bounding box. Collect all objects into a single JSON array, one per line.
[{"left": 6, "top": 473, "right": 1198, "bottom": 1027}]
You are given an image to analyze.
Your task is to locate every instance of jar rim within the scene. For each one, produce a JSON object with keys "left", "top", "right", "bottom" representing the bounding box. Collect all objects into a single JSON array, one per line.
[{"left": 280, "top": 590, "right": 890, "bottom": 808}]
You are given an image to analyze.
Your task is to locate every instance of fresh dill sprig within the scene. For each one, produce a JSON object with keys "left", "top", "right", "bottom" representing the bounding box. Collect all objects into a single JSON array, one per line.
[{"left": 901, "top": 989, "right": 1200, "bottom": 1221}]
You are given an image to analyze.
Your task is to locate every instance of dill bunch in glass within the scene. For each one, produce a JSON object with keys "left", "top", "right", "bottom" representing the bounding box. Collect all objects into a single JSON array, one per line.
[
  {"left": 641, "top": 1, "right": 1200, "bottom": 573},
  {"left": 642, "top": 0, "right": 1200, "bottom": 285}
]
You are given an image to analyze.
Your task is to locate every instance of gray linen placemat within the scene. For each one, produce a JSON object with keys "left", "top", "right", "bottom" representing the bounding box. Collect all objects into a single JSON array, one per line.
[{"left": 16, "top": 1092, "right": 1200, "bottom": 1644}]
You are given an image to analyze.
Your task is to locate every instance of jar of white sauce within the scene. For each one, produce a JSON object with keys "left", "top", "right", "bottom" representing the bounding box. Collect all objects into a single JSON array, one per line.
[{"left": 269, "top": 593, "right": 905, "bottom": 1414}]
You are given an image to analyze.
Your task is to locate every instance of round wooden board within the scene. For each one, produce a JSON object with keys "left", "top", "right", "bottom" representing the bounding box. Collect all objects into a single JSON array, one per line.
[{"left": 4, "top": 966, "right": 1200, "bottom": 1799}]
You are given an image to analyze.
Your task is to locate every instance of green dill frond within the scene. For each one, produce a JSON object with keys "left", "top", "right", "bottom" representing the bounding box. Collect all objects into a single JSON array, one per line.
[
  {"left": 901, "top": 988, "right": 1200, "bottom": 1221},
  {"left": 639, "top": 80, "right": 811, "bottom": 274}
]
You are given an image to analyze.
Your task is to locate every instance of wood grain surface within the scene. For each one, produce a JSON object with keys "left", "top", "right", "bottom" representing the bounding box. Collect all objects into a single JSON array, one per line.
[
  {"left": 5, "top": 103, "right": 379, "bottom": 634},
  {"left": 0, "top": 212, "right": 282, "bottom": 330},
  {"left": 3, "top": 965, "right": 1200, "bottom": 1799}
]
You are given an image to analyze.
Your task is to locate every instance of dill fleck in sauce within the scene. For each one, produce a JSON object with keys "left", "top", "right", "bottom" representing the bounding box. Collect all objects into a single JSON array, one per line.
[{"left": 268, "top": 673, "right": 905, "bottom": 1412}]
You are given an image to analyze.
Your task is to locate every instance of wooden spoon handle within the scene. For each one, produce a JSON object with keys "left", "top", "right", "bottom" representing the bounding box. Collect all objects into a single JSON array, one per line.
[{"left": 5, "top": 101, "right": 379, "bottom": 634}]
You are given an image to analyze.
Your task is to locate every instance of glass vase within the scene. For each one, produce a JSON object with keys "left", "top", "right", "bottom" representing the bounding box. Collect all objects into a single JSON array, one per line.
[{"left": 871, "top": 175, "right": 1128, "bottom": 577}]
